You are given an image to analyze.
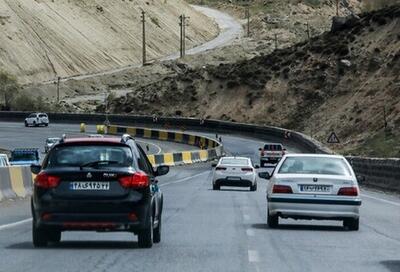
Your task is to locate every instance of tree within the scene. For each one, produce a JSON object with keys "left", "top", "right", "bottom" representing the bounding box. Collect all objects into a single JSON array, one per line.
[{"left": 0, "top": 71, "right": 19, "bottom": 110}]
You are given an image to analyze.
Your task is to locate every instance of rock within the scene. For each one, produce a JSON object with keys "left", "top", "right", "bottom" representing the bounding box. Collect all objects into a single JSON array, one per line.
[{"left": 331, "top": 14, "right": 360, "bottom": 32}]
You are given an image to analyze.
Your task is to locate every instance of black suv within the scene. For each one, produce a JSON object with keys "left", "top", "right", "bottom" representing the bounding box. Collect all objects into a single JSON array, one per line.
[{"left": 30, "top": 134, "right": 169, "bottom": 248}]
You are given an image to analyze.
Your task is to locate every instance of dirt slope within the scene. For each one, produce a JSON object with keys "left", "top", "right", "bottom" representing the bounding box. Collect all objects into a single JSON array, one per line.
[
  {"left": 0, "top": 0, "right": 217, "bottom": 84},
  {"left": 104, "top": 5, "right": 400, "bottom": 157}
]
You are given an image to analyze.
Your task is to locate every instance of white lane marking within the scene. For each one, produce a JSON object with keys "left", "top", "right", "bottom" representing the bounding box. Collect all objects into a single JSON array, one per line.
[
  {"left": 0, "top": 218, "right": 32, "bottom": 231},
  {"left": 361, "top": 193, "right": 400, "bottom": 207},
  {"left": 243, "top": 214, "right": 250, "bottom": 221},
  {"left": 248, "top": 250, "right": 260, "bottom": 263},
  {"left": 159, "top": 171, "right": 210, "bottom": 187},
  {"left": 246, "top": 229, "right": 255, "bottom": 237},
  {"left": 136, "top": 140, "right": 162, "bottom": 155}
]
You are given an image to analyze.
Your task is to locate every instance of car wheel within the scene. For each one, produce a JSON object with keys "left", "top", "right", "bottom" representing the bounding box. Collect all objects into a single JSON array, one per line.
[
  {"left": 260, "top": 161, "right": 264, "bottom": 168},
  {"left": 47, "top": 230, "right": 61, "bottom": 243},
  {"left": 267, "top": 209, "right": 279, "bottom": 228},
  {"left": 153, "top": 213, "right": 162, "bottom": 244},
  {"left": 213, "top": 184, "right": 220, "bottom": 190},
  {"left": 24, "top": 121, "right": 28, "bottom": 127},
  {"left": 138, "top": 213, "right": 153, "bottom": 248},
  {"left": 32, "top": 220, "right": 48, "bottom": 247},
  {"left": 344, "top": 218, "right": 359, "bottom": 231},
  {"left": 250, "top": 183, "right": 257, "bottom": 191},
  {"left": 33, "top": 121, "right": 36, "bottom": 127},
  {"left": 45, "top": 123, "right": 48, "bottom": 127}
]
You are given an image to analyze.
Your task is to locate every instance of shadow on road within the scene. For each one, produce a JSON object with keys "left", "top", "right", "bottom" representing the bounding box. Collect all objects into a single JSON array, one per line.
[
  {"left": 208, "top": 188, "right": 251, "bottom": 192},
  {"left": 250, "top": 223, "right": 345, "bottom": 232},
  {"left": 381, "top": 260, "right": 400, "bottom": 272},
  {"left": 7, "top": 241, "right": 139, "bottom": 250}
]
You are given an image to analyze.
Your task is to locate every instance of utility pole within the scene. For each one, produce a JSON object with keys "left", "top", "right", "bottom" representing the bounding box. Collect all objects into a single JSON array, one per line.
[
  {"left": 141, "top": 11, "right": 146, "bottom": 65},
  {"left": 246, "top": 4, "right": 250, "bottom": 37},
  {"left": 336, "top": 0, "right": 340, "bottom": 16},
  {"left": 179, "top": 15, "right": 189, "bottom": 58},
  {"left": 56, "top": 76, "right": 60, "bottom": 103}
]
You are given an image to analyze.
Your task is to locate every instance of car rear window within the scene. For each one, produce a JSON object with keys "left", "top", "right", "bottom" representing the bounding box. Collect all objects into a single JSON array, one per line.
[
  {"left": 46, "top": 145, "right": 133, "bottom": 168},
  {"left": 278, "top": 157, "right": 351, "bottom": 176},
  {"left": 220, "top": 158, "right": 249, "bottom": 165},
  {"left": 11, "top": 152, "right": 38, "bottom": 161},
  {"left": 39, "top": 114, "right": 47, "bottom": 118},
  {"left": 264, "top": 144, "right": 282, "bottom": 151}
]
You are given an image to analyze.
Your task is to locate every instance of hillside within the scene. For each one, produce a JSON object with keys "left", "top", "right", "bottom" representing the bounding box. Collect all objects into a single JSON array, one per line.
[
  {"left": 100, "top": 4, "right": 399, "bottom": 157},
  {"left": 0, "top": 0, "right": 218, "bottom": 84}
]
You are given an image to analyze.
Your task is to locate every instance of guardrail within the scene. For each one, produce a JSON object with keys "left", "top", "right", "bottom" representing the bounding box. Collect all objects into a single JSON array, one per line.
[{"left": 106, "top": 125, "right": 223, "bottom": 166}]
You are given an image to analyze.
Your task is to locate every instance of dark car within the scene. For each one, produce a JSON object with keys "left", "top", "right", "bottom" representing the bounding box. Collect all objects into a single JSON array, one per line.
[{"left": 30, "top": 134, "right": 169, "bottom": 248}]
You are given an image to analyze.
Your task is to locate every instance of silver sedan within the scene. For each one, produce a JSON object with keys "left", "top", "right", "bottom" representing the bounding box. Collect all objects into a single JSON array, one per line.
[{"left": 261, "top": 154, "right": 362, "bottom": 230}]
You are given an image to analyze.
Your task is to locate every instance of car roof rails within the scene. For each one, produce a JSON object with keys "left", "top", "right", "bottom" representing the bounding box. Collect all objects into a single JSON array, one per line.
[{"left": 121, "top": 134, "right": 135, "bottom": 144}]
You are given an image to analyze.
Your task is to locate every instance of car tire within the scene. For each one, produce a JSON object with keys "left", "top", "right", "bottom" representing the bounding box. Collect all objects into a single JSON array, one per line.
[
  {"left": 250, "top": 183, "right": 257, "bottom": 191},
  {"left": 48, "top": 230, "right": 61, "bottom": 243},
  {"left": 138, "top": 214, "right": 153, "bottom": 248},
  {"left": 344, "top": 218, "right": 359, "bottom": 231},
  {"left": 213, "top": 184, "right": 220, "bottom": 190},
  {"left": 32, "top": 220, "right": 48, "bottom": 247},
  {"left": 267, "top": 209, "right": 279, "bottom": 228},
  {"left": 153, "top": 214, "right": 162, "bottom": 244},
  {"left": 45, "top": 123, "right": 48, "bottom": 127},
  {"left": 33, "top": 121, "right": 36, "bottom": 127},
  {"left": 260, "top": 161, "right": 264, "bottom": 168},
  {"left": 24, "top": 121, "right": 28, "bottom": 127}
]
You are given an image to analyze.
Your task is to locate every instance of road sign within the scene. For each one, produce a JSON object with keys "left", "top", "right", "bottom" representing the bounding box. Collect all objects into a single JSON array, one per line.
[{"left": 327, "top": 132, "right": 340, "bottom": 144}]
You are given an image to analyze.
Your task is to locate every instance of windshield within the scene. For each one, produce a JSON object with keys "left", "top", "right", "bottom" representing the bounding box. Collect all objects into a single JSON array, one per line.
[
  {"left": 264, "top": 144, "right": 282, "bottom": 151},
  {"left": 46, "top": 138, "right": 59, "bottom": 144},
  {"left": 220, "top": 158, "right": 249, "bottom": 165},
  {"left": 46, "top": 145, "right": 133, "bottom": 168},
  {"left": 11, "top": 152, "right": 38, "bottom": 161},
  {"left": 278, "top": 157, "right": 351, "bottom": 176}
]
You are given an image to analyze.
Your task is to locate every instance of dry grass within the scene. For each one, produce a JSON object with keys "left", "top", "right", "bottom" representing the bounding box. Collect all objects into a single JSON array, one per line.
[{"left": 362, "top": 0, "right": 400, "bottom": 11}]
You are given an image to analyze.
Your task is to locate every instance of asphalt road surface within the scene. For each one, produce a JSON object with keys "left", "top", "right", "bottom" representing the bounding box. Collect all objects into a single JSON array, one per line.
[
  {"left": 0, "top": 127, "right": 399, "bottom": 272},
  {"left": 0, "top": 122, "right": 197, "bottom": 156}
]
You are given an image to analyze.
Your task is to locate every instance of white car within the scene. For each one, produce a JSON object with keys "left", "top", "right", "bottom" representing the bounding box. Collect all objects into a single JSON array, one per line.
[
  {"left": 0, "top": 154, "right": 10, "bottom": 167},
  {"left": 212, "top": 157, "right": 259, "bottom": 191},
  {"left": 262, "top": 154, "right": 362, "bottom": 230},
  {"left": 44, "top": 137, "right": 61, "bottom": 153},
  {"left": 24, "top": 113, "right": 49, "bottom": 127}
]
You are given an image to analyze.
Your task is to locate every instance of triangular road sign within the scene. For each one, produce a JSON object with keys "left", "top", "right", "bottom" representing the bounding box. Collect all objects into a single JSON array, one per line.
[{"left": 327, "top": 132, "right": 340, "bottom": 144}]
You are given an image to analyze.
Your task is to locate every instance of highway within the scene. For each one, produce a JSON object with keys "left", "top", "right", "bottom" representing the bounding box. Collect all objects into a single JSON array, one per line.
[{"left": 0, "top": 124, "right": 399, "bottom": 272}]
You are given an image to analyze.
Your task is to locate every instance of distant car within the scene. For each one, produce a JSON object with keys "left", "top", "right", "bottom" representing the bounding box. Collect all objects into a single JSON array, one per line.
[
  {"left": 45, "top": 137, "right": 61, "bottom": 153},
  {"left": 9, "top": 148, "right": 40, "bottom": 166},
  {"left": 25, "top": 113, "right": 49, "bottom": 127},
  {"left": 31, "top": 134, "right": 168, "bottom": 248},
  {"left": 262, "top": 154, "right": 362, "bottom": 230},
  {"left": 212, "top": 157, "right": 258, "bottom": 191},
  {"left": 0, "top": 154, "right": 10, "bottom": 167},
  {"left": 259, "top": 143, "right": 285, "bottom": 166}
]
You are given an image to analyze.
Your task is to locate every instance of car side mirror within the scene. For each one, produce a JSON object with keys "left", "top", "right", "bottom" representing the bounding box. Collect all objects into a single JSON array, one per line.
[
  {"left": 155, "top": 165, "right": 169, "bottom": 177},
  {"left": 211, "top": 163, "right": 217, "bottom": 168},
  {"left": 254, "top": 165, "right": 260, "bottom": 169},
  {"left": 258, "top": 172, "right": 270, "bottom": 180},
  {"left": 357, "top": 175, "right": 365, "bottom": 183},
  {"left": 30, "top": 164, "right": 41, "bottom": 175}
]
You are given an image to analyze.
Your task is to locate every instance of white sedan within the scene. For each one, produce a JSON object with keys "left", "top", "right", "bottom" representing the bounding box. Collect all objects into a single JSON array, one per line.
[
  {"left": 261, "top": 154, "right": 362, "bottom": 230},
  {"left": 212, "top": 157, "right": 259, "bottom": 191}
]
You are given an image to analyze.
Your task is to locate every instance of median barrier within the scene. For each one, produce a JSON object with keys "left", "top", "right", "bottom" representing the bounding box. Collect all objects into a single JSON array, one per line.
[
  {"left": 0, "top": 166, "right": 33, "bottom": 201},
  {"left": 106, "top": 125, "right": 223, "bottom": 167}
]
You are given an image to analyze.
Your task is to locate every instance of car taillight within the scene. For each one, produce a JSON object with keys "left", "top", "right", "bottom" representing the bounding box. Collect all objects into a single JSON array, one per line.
[
  {"left": 241, "top": 167, "right": 253, "bottom": 172},
  {"left": 272, "top": 185, "right": 293, "bottom": 194},
  {"left": 119, "top": 172, "right": 150, "bottom": 188},
  {"left": 215, "top": 167, "right": 227, "bottom": 171},
  {"left": 338, "top": 187, "right": 358, "bottom": 196},
  {"left": 34, "top": 172, "right": 61, "bottom": 189}
]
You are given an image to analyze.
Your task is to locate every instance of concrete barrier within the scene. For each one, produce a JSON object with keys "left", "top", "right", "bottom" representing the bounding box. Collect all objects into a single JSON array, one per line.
[
  {"left": 347, "top": 156, "right": 400, "bottom": 192},
  {"left": 107, "top": 125, "right": 223, "bottom": 167},
  {"left": 0, "top": 166, "right": 33, "bottom": 201}
]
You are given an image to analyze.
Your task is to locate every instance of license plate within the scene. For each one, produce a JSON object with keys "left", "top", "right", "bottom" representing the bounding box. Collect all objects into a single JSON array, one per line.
[
  {"left": 227, "top": 177, "right": 241, "bottom": 181},
  {"left": 70, "top": 182, "right": 110, "bottom": 191},
  {"left": 300, "top": 185, "right": 331, "bottom": 193}
]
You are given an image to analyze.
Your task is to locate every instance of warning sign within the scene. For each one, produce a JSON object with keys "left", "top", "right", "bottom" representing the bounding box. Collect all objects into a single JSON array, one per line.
[{"left": 327, "top": 132, "right": 340, "bottom": 144}]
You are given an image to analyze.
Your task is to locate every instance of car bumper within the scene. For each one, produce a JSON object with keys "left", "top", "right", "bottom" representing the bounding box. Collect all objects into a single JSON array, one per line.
[
  {"left": 214, "top": 178, "right": 254, "bottom": 187},
  {"left": 268, "top": 196, "right": 361, "bottom": 220}
]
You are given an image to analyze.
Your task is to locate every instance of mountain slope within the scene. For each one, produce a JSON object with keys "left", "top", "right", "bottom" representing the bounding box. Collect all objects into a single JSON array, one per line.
[{"left": 0, "top": 0, "right": 217, "bottom": 83}]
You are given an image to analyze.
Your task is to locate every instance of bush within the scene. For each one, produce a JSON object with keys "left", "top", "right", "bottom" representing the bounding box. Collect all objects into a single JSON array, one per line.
[{"left": 0, "top": 71, "right": 19, "bottom": 110}]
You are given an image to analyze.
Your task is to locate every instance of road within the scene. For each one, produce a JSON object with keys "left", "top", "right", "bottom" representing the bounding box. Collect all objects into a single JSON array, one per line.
[
  {"left": 0, "top": 122, "right": 197, "bottom": 156},
  {"left": 41, "top": 6, "right": 242, "bottom": 84},
  {"left": 0, "top": 128, "right": 399, "bottom": 272}
]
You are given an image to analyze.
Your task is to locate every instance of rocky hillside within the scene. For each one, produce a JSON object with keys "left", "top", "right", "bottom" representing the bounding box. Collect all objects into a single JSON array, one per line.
[
  {"left": 0, "top": 0, "right": 217, "bottom": 84},
  {"left": 106, "top": 5, "right": 400, "bottom": 157}
]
